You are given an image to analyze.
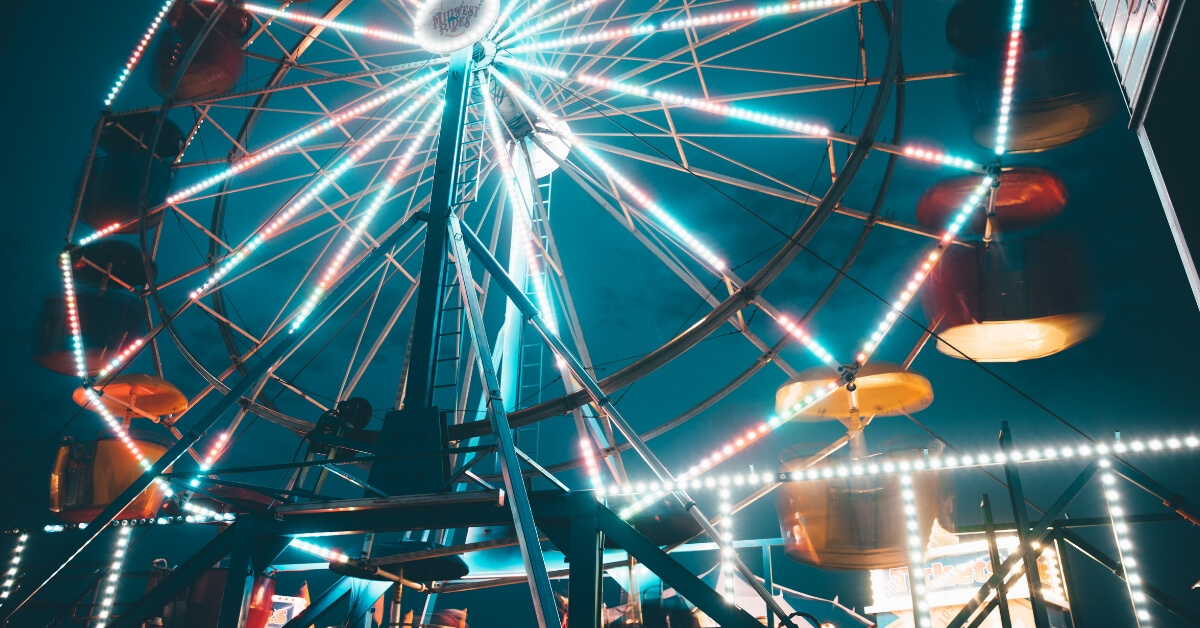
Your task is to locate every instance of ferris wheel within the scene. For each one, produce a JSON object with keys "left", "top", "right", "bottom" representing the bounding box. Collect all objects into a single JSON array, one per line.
[{"left": 6, "top": 0, "right": 1119, "bottom": 624}]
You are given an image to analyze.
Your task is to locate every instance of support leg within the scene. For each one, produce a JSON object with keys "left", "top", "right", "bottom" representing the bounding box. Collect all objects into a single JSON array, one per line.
[
  {"left": 998, "top": 422, "right": 1051, "bottom": 628},
  {"left": 567, "top": 491, "right": 602, "bottom": 628},
  {"left": 217, "top": 523, "right": 255, "bottom": 628},
  {"left": 981, "top": 494, "right": 1014, "bottom": 628}
]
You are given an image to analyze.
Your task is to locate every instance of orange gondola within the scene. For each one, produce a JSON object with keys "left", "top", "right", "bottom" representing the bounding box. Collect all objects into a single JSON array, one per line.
[{"left": 50, "top": 433, "right": 171, "bottom": 523}]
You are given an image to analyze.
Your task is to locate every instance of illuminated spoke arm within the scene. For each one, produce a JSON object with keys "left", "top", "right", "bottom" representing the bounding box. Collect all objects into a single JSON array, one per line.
[
  {"left": 849, "top": 0, "right": 1024, "bottom": 365},
  {"left": 104, "top": 0, "right": 175, "bottom": 107},
  {"left": 505, "top": 58, "right": 984, "bottom": 171},
  {"left": 499, "top": 0, "right": 610, "bottom": 46},
  {"left": 197, "top": 0, "right": 420, "bottom": 45},
  {"left": 165, "top": 69, "right": 445, "bottom": 209},
  {"left": 291, "top": 105, "right": 443, "bottom": 329},
  {"left": 506, "top": 0, "right": 861, "bottom": 53},
  {"left": 190, "top": 83, "right": 445, "bottom": 301}
]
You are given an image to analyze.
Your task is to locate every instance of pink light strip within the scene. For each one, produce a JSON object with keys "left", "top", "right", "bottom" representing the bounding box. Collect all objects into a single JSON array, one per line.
[
  {"left": 189, "top": 82, "right": 444, "bottom": 301},
  {"left": 291, "top": 104, "right": 443, "bottom": 330},
  {"left": 105, "top": 0, "right": 176, "bottom": 107},
  {"left": 507, "top": 0, "right": 855, "bottom": 53},
  {"left": 166, "top": 69, "right": 445, "bottom": 206}
]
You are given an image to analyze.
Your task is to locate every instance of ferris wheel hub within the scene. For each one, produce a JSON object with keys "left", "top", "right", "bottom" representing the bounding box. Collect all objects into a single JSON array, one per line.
[
  {"left": 413, "top": 0, "right": 501, "bottom": 54},
  {"left": 472, "top": 38, "right": 498, "bottom": 69}
]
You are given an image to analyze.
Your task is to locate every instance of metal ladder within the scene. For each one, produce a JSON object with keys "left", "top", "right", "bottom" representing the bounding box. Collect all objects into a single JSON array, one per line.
[
  {"left": 431, "top": 71, "right": 490, "bottom": 420},
  {"left": 453, "top": 71, "right": 489, "bottom": 213},
  {"left": 515, "top": 169, "right": 555, "bottom": 463}
]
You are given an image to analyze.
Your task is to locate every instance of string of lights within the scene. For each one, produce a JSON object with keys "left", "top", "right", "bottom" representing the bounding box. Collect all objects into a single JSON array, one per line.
[
  {"left": 498, "top": 57, "right": 832, "bottom": 137},
  {"left": 164, "top": 69, "right": 445, "bottom": 207},
  {"left": 597, "top": 435, "right": 1200, "bottom": 496},
  {"left": 58, "top": 249, "right": 174, "bottom": 497},
  {"left": 291, "top": 104, "right": 443, "bottom": 331},
  {"left": 1102, "top": 464, "right": 1153, "bottom": 627},
  {"left": 496, "top": 0, "right": 555, "bottom": 40},
  {"left": 500, "top": 0, "right": 610, "bottom": 45},
  {"left": 205, "top": 1, "right": 419, "bottom": 45},
  {"left": 507, "top": 0, "right": 857, "bottom": 53},
  {"left": 96, "top": 339, "right": 144, "bottom": 380},
  {"left": 188, "top": 83, "right": 444, "bottom": 302},
  {"left": 852, "top": 0, "right": 1023, "bottom": 364},
  {"left": 289, "top": 538, "right": 351, "bottom": 563},
  {"left": 719, "top": 488, "right": 736, "bottom": 602},
  {"left": 77, "top": 223, "right": 124, "bottom": 247},
  {"left": 91, "top": 526, "right": 132, "bottom": 628},
  {"left": 0, "top": 534, "right": 27, "bottom": 601},
  {"left": 901, "top": 473, "right": 932, "bottom": 628},
  {"left": 104, "top": 0, "right": 175, "bottom": 107}
]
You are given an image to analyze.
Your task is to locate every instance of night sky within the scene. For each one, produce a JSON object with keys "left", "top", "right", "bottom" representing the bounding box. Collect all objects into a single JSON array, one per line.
[{"left": 1, "top": 0, "right": 1199, "bottom": 626}]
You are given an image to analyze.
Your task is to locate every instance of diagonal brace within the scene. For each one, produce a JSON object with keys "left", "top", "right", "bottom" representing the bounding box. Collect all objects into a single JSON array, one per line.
[
  {"left": 946, "top": 460, "right": 1101, "bottom": 628},
  {"left": 446, "top": 214, "right": 561, "bottom": 628},
  {"left": 455, "top": 219, "right": 797, "bottom": 627}
]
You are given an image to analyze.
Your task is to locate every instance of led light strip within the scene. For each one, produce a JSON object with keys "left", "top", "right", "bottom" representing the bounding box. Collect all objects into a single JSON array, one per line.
[
  {"left": 181, "top": 501, "right": 237, "bottom": 522},
  {"left": 165, "top": 69, "right": 446, "bottom": 206},
  {"left": 0, "top": 533, "right": 27, "bottom": 600},
  {"left": 501, "top": 0, "right": 610, "bottom": 45},
  {"left": 58, "top": 252, "right": 88, "bottom": 379},
  {"left": 480, "top": 83, "right": 560, "bottom": 335},
  {"left": 187, "top": 431, "right": 230, "bottom": 489},
  {"left": 492, "top": 69, "right": 725, "bottom": 272},
  {"left": 901, "top": 145, "right": 979, "bottom": 170},
  {"left": 503, "top": 59, "right": 983, "bottom": 172},
  {"left": 202, "top": 1, "right": 420, "bottom": 45},
  {"left": 901, "top": 473, "right": 932, "bottom": 628},
  {"left": 61, "top": 249, "right": 173, "bottom": 498},
  {"left": 610, "top": 384, "right": 838, "bottom": 517},
  {"left": 189, "top": 82, "right": 445, "bottom": 301},
  {"left": 93, "top": 526, "right": 132, "bottom": 628},
  {"left": 291, "top": 104, "right": 443, "bottom": 330},
  {"left": 290, "top": 538, "right": 352, "bottom": 563},
  {"left": 507, "top": 0, "right": 855, "bottom": 53},
  {"left": 104, "top": 0, "right": 175, "bottom": 107},
  {"left": 500, "top": 57, "right": 830, "bottom": 136},
  {"left": 995, "top": 0, "right": 1025, "bottom": 155},
  {"left": 498, "top": 0, "right": 555, "bottom": 40},
  {"left": 97, "top": 339, "right": 145, "bottom": 380},
  {"left": 1102, "top": 464, "right": 1153, "bottom": 627},
  {"left": 78, "top": 224, "right": 123, "bottom": 247},
  {"left": 600, "top": 435, "right": 1200, "bottom": 495},
  {"left": 853, "top": 0, "right": 1022, "bottom": 362},
  {"left": 32, "top": 514, "right": 236, "bottom": 534},
  {"left": 719, "top": 488, "right": 735, "bottom": 602},
  {"left": 852, "top": 177, "right": 991, "bottom": 363}
]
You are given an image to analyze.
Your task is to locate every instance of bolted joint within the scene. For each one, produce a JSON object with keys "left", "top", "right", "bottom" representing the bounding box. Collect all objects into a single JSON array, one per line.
[{"left": 985, "top": 160, "right": 1003, "bottom": 182}]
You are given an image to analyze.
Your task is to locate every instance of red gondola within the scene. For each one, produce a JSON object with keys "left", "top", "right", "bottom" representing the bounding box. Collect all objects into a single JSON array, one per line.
[
  {"left": 916, "top": 167, "right": 1068, "bottom": 234},
  {"left": 921, "top": 235, "right": 1101, "bottom": 362}
]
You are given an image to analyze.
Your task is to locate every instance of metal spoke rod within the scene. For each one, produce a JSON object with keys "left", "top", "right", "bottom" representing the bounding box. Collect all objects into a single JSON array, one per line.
[
  {"left": 446, "top": 214, "right": 561, "bottom": 628},
  {"left": 456, "top": 220, "right": 799, "bottom": 628}
]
